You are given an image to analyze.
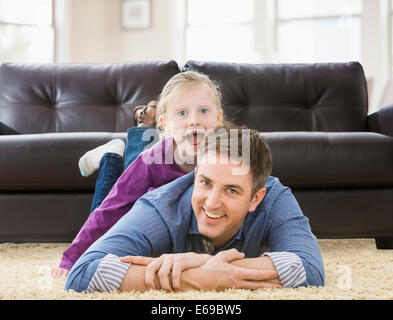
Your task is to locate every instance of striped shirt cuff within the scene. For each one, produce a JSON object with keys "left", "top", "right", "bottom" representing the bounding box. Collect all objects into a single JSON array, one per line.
[
  {"left": 262, "top": 252, "right": 307, "bottom": 288},
  {"left": 87, "top": 254, "right": 130, "bottom": 292}
]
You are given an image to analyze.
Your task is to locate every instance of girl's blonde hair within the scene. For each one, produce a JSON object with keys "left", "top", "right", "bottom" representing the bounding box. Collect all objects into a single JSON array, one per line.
[{"left": 156, "top": 71, "right": 223, "bottom": 137}]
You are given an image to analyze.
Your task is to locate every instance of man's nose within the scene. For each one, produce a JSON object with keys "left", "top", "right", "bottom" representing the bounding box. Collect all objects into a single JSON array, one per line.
[{"left": 204, "top": 188, "right": 221, "bottom": 210}]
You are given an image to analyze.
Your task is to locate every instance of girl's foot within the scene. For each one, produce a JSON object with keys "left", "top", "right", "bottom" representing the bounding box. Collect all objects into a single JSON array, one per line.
[
  {"left": 78, "top": 139, "right": 125, "bottom": 177},
  {"left": 133, "top": 100, "right": 157, "bottom": 127}
]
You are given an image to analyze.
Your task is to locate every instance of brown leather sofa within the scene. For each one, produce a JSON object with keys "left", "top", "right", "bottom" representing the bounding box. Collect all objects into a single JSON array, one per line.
[{"left": 0, "top": 60, "right": 392, "bottom": 248}]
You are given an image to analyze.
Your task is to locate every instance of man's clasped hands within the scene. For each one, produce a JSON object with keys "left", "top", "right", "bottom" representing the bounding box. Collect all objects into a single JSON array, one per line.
[{"left": 119, "top": 248, "right": 282, "bottom": 292}]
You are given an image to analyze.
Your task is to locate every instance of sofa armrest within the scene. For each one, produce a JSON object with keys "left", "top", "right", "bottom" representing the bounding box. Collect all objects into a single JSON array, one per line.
[
  {"left": 367, "top": 104, "right": 393, "bottom": 137},
  {"left": 0, "top": 122, "right": 19, "bottom": 135}
]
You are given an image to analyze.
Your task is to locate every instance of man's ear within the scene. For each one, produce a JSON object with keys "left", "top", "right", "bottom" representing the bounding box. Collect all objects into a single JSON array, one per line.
[
  {"left": 248, "top": 187, "right": 266, "bottom": 212},
  {"left": 194, "top": 167, "right": 198, "bottom": 179}
]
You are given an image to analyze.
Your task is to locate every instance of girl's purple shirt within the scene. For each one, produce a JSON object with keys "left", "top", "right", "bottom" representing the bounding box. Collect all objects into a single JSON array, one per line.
[{"left": 59, "top": 137, "right": 186, "bottom": 270}]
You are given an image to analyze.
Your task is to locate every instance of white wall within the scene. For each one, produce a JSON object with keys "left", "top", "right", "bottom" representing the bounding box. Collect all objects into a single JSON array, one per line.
[
  {"left": 57, "top": 0, "right": 175, "bottom": 63},
  {"left": 55, "top": 0, "right": 391, "bottom": 112}
]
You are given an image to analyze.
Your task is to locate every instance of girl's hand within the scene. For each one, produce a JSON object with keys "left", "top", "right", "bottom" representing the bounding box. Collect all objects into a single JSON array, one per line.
[{"left": 51, "top": 267, "right": 69, "bottom": 279}]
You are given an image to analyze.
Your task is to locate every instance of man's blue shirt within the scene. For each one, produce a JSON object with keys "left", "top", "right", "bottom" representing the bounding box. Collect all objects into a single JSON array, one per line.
[{"left": 65, "top": 172, "right": 325, "bottom": 292}]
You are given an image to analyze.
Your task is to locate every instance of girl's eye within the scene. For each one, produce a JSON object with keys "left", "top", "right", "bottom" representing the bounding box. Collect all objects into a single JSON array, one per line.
[
  {"left": 200, "top": 108, "right": 208, "bottom": 114},
  {"left": 178, "top": 111, "right": 186, "bottom": 116}
]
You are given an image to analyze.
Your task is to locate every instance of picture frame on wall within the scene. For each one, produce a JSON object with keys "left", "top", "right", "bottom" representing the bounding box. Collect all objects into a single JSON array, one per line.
[{"left": 121, "top": 0, "right": 151, "bottom": 30}]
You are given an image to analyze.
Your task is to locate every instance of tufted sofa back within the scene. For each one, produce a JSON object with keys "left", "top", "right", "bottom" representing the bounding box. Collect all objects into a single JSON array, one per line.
[
  {"left": 0, "top": 60, "right": 369, "bottom": 134},
  {"left": 0, "top": 61, "right": 180, "bottom": 134},
  {"left": 184, "top": 61, "right": 369, "bottom": 132}
]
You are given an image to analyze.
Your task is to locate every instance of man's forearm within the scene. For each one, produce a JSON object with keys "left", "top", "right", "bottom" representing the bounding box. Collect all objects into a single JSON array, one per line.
[
  {"left": 178, "top": 266, "right": 207, "bottom": 291},
  {"left": 180, "top": 255, "right": 280, "bottom": 291},
  {"left": 230, "top": 256, "right": 277, "bottom": 271},
  {"left": 119, "top": 264, "right": 161, "bottom": 292},
  {"left": 229, "top": 253, "right": 309, "bottom": 288},
  {"left": 230, "top": 256, "right": 280, "bottom": 285},
  {"left": 119, "top": 265, "right": 212, "bottom": 292}
]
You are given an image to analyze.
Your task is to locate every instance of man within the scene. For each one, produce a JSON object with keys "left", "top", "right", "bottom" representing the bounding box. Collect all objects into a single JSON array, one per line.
[{"left": 65, "top": 123, "right": 325, "bottom": 293}]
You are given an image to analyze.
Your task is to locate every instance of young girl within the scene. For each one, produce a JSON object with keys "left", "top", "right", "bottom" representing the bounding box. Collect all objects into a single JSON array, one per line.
[{"left": 52, "top": 71, "right": 224, "bottom": 278}]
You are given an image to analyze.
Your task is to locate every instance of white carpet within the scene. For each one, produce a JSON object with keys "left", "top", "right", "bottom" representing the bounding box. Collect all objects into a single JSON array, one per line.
[{"left": 1, "top": 239, "right": 393, "bottom": 300}]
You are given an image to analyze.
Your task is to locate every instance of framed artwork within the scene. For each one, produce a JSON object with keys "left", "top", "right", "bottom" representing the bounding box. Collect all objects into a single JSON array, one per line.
[{"left": 121, "top": 0, "right": 151, "bottom": 30}]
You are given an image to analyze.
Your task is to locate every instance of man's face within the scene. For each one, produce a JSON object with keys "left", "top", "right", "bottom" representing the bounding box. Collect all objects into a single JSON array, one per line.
[{"left": 191, "top": 151, "right": 266, "bottom": 249}]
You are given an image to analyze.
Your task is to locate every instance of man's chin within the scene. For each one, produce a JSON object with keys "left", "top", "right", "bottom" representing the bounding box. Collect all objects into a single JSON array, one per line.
[
  {"left": 197, "top": 213, "right": 224, "bottom": 235},
  {"left": 197, "top": 226, "right": 216, "bottom": 240}
]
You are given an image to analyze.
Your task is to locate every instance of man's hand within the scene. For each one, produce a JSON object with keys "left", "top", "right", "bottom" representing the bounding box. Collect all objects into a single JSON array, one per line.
[
  {"left": 121, "top": 249, "right": 282, "bottom": 292},
  {"left": 185, "top": 249, "right": 282, "bottom": 291},
  {"left": 120, "top": 252, "right": 211, "bottom": 292}
]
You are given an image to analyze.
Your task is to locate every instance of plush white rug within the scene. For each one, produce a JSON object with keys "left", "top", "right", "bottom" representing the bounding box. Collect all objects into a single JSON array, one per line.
[{"left": 1, "top": 239, "right": 393, "bottom": 300}]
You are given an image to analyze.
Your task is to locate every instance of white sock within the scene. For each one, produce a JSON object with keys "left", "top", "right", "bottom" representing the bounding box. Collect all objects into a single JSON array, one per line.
[{"left": 78, "top": 139, "right": 125, "bottom": 177}]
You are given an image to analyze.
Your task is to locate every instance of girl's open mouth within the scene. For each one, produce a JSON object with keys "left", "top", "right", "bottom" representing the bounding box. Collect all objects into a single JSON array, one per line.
[{"left": 185, "top": 131, "right": 205, "bottom": 147}]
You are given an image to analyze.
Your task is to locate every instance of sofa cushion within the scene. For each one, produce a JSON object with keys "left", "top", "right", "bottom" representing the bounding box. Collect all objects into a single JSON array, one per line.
[
  {"left": 0, "top": 61, "right": 180, "bottom": 134},
  {"left": 184, "top": 60, "right": 368, "bottom": 133},
  {"left": 0, "top": 122, "right": 19, "bottom": 135},
  {"left": 0, "top": 132, "right": 127, "bottom": 191},
  {"left": 1, "top": 131, "right": 392, "bottom": 191},
  {"left": 265, "top": 131, "right": 393, "bottom": 188}
]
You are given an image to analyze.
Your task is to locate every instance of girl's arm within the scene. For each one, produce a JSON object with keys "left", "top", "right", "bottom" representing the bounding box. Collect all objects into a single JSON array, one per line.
[{"left": 59, "top": 154, "right": 153, "bottom": 270}]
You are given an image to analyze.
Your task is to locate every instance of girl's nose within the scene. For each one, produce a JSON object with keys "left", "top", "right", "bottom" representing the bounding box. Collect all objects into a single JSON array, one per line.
[{"left": 188, "top": 110, "right": 201, "bottom": 126}]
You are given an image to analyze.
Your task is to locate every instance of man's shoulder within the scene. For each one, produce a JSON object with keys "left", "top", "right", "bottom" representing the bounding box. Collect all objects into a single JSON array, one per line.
[
  {"left": 139, "top": 172, "right": 195, "bottom": 245},
  {"left": 265, "top": 176, "right": 288, "bottom": 195},
  {"left": 141, "top": 171, "right": 195, "bottom": 207},
  {"left": 257, "top": 176, "right": 293, "bottom": 213}
]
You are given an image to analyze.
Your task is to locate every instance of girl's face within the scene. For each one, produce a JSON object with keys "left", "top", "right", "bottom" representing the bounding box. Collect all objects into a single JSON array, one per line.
[{"left": 160, "top": 85, "right": 223, "bottom": 161}]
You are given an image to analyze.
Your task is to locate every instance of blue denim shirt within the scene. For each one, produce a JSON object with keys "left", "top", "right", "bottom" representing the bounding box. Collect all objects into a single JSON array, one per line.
[{"left": 65, "top": 172, "right": 325, "bottom": 292}]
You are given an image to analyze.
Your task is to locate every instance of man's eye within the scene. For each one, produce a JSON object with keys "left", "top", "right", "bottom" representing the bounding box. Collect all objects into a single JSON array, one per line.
[
  {"left": 201, "top": 180, "right": 210, "bottom": 187},
  {"left": 227, "top": 188, "right": 238, "bottom": 195}
]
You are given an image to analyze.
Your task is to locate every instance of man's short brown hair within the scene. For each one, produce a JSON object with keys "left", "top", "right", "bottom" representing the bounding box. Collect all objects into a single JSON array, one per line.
[{"left": 197, "top": 122, "right": 273, "bottom": 197}]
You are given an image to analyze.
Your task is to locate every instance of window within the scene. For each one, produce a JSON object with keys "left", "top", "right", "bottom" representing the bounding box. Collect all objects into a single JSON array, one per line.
[
  {"left": 276, "top": 0, "right": 362, "bottom": 63},
  {"left": 185, "top": 0, "right": 362, "bottom": 64},
  {"left": 391, "top": 0, "right": 393, "bottom": 72},
  {"left": 185, "top": 0, "right": 260, "bottom": 63},
  {"left": 0, "top": 0, "right": 54, "bottom": 63},
  {"left": 182, "top": 0, "right": 385, "bottom": 111}
]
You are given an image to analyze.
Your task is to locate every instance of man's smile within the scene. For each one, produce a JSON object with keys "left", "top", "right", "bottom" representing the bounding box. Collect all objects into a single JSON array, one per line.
[{"left": 202, "top": 207, "right": 226, "bottom": 220}]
